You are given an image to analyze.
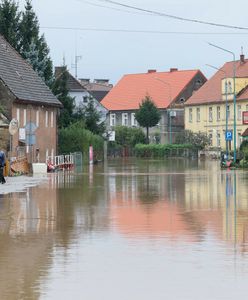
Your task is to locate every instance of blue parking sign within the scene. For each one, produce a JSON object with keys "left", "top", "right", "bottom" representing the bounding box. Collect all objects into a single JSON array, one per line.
[{"left": 225, "top": 130, "right": 232, "bottom": 141}]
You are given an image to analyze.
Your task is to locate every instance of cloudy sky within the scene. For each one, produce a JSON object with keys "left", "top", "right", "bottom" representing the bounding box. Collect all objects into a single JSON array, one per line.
[{"left": 18, "top": 0, "right": 248, "bottom": 83}]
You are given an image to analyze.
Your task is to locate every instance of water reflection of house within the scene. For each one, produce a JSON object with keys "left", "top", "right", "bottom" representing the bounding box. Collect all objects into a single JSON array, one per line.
[
  {"left": 184, "top": 163, "right": 248, "bottom": 248},
  {"left": 0, "top": 179, "right": 58, "bottom": 299}
]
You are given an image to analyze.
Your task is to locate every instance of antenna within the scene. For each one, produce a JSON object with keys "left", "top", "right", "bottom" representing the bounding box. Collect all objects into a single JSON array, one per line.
[{"left": 62, "top": 53, "right": 66, "bottom": 66}]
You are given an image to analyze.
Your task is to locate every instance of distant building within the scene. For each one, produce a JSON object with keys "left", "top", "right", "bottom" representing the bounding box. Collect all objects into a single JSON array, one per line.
[
  {"left": 0, "top": 34, "right": 62, "bottom": 162},
  {"left": 185, "top": 54, "right": 248, "bottom": 150},
  {"left": 101, "top": 68, "right": 206, "bottom": 143},
  {"left": 55, "top": 67, "right": 109, "bottom": 123}
]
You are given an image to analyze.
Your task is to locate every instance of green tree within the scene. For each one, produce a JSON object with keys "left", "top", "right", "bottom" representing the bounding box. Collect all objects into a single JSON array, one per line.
[
  {"left": 52, "top": 66, "right": 75, "bottom": 128},
  {"left": 175, "top": 130, "right": 210, "bottom": 149},
  {"left": 82, "top": 97, "right": 105, "bottom": 135},
  {"left": 0, "top": 0, "right": 20, "bottom": 49},
  {"left": 135, "top": 95, "right": 161, "bottom": 143},
  {"left": 19, "top": 0, "right": 53, "bottom": 85}
]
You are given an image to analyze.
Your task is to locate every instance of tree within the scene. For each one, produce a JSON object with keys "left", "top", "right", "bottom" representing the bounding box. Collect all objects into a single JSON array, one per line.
[
  {"left": 0, "top": 0, "right": 53, "bottom": 85},
  {"left": 135, "top": 95, "right": 161, "bottom": 143},
  {"left": 0, "top": 0, "right": 20, "bottom": 49},
  {"left": 52, "top": 66, "right": 75, "bottom": 128},
  {"left": 80, "top": 97, "right": 105, "bottom": 135},
  {"left": 19, "top": 0, "right": 53, "bottom": 85},
  {"left": 175, "top": 130, "right": 210, "bottom": 149}
]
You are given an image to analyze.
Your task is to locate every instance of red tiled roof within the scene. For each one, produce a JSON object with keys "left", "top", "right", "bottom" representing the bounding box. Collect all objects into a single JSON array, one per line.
[
  {"left": 101, "top": 69, "right": 203, "bottom": 111},
  {"left": 186, "top": 59, "right": 248, "bottom": 106}
]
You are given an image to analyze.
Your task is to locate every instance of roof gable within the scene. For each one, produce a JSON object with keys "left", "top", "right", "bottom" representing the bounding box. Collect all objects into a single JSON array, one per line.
[
  {"left": 187, "top": 59, "right": 248, "bottom": 106},
  {"left": 101, "top": 69, "right": 204, "bottom": 111},
  {"left": 0, "top": 34, "right": 61, "bottom": 107}
]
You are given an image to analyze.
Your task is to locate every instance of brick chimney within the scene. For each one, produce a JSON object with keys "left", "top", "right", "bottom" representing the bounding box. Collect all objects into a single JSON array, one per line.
[
  {"left": 148, "top": 69, "right": 156, "bottom": 73},
  {"left": 240, "top": 54, "right": 245, "bottom": 64},
  {"left": 170, "top": 68, "right": 178, "bottom": 72}
]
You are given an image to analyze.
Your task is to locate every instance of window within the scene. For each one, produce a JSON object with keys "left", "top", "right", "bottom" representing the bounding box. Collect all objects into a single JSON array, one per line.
[
  {"left": 216, "top": 106, "right": 220, "bottom": 121},
  {"left": 227, "top": 105, "right": 230, "bottom": 120},
  {"left": 23, "top": 109, "right": 27, "bottom": 126},
  {"left": 246, "top": 104, "right": 248, "bottom": 112},
  {"left": 238, "top": 105, "right": 242, "bottom": 121},
  {"left": 110, "top": 113, "right": 116, "bottom": 127},
  {"left": 46, "top": 149, "right": 49, "bottom": 160},
  {"left": 83, "top": 96, "right": 88, "bottom": 103},
  {"left": 131, "top": 113, "right": 137, "bottom": 126},
  {"left": 196, "top": 107, "right": 200, "bottom": 122},
  {"left": 217, "top": 132, "right": 221, "bottom": 147},
  {"left": 189, "top": 108, "right": 193, "bottom": 123},
  {"left": 209, "top": 107, "right": 213, "bottom": 122},
  {"left": 36, "top": 110, "right": 39, "bottom": 127},
  {"left": 16, "top": 108, "right": 20, "bottom": 124},
  {"left": 209, "top": 133, "right": 213, "bottom": 146},
  {"left": 122, "top": 113, "right": 128, "bottom": 126},
  {"left": 45, "top": 111, "right": 48, "bottom": 127},
  {"left": 51, "top": 111, "right": 54, "bottom": 128}
]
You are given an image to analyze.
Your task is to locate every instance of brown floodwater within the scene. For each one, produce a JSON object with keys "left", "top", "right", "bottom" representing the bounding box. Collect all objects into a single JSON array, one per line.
[{"left": 0, "top": 158, "right": 248, "bottom": 299}]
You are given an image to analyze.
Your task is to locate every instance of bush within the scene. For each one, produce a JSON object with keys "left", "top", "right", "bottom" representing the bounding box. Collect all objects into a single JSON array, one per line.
[
  {"left": 134, "top": 143, "right": 193, "bottom": 158},
  {"left": 58, "top": 121, "right": 104, "bottom": 161}
]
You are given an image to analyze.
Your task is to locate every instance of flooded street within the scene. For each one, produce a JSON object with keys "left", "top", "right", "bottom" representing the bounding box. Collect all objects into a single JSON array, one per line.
[{"left": 1, "top": 158, "right": 248, "bottom": 299}]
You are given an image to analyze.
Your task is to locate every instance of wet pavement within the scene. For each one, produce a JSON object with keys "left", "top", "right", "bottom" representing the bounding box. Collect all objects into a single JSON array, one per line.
[{"left": 0, "top": 158, "right": 248, "bottom": 299}]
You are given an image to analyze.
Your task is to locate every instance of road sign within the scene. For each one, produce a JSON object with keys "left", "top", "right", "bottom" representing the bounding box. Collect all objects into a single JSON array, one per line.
[
  {"left": 9, "top": 118, "right": 18, "bottom": 135},
  {"left": 225, "top": 130, "right": 233, "bottom": 141}
]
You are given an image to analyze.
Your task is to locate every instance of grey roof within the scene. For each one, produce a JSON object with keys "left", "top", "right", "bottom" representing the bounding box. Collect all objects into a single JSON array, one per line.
[
  {"left": 55, "top": 67, "right": 86, "bottom": 92},
  {"left": 0, "top": 35, "right": 62, "bottom": 107}
]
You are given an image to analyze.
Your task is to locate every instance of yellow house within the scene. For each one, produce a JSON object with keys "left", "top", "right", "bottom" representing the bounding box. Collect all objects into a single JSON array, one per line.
[{"left": 185, "top": 55, "right": 248, "bottom": 151}]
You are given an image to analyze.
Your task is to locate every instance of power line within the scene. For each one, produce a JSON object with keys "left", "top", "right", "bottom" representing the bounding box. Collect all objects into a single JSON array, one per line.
[
  {"left": 75, "top": 0, "right": 149, "bottom": 15},
  {"left": 41, "top": 26, "right": 248, "bottom": 35},
  {"left": 97, "top": 0, "right": 248, "bottom": 31}
]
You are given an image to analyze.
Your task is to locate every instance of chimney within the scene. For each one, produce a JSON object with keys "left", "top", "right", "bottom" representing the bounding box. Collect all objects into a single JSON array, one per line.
[
  {"left": 148, "top": 69, "right": 156, "bottom": 73},
  {"left": 170, "top": 68, "right": 178, "bottom": 72},
  {"left": 240, "top": 54, "right": 245, "bottom": 64}
]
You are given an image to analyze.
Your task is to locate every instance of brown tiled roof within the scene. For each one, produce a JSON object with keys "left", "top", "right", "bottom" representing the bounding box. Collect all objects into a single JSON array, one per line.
[
  {"left": 0, "top": 34, "right": 62, "bottom": 107},
  {"left": 83, "top": 82, "right": 112, "bottom": 102},
  {"left": 101, "top": 69, "right": 205, "bottom": 111},
  {"left": 186, "top": 58, "right": 248, "bottom": 106}
]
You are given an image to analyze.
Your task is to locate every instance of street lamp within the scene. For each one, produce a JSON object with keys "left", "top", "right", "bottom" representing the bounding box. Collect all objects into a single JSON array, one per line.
[
  {"left": 206, "top": 64, "right": 228, "bottom": 157},
  {"left": 208, "top": 43, "right": 236, "bottom": 163},
  {"left": 154, "top": 77, "right": 173, "bottom": 144}
]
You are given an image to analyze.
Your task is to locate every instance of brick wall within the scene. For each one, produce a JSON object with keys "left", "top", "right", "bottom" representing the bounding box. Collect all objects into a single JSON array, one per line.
[{"left": 0, "top": 126, "right": 9, "bottom": 151}]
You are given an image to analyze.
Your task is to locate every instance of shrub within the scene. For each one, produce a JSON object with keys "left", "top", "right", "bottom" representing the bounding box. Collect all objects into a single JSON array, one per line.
[
  {"left": 58, "top": 121, "right": 104, "bottom": 161},
  {"left": 134, "top": 143, "right": 193, "bottom": 158}
]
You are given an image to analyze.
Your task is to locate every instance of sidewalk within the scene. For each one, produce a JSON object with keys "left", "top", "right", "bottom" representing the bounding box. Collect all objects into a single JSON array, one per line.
[{"left": 0, "top": 175, "right": 48, "bottom": 195}]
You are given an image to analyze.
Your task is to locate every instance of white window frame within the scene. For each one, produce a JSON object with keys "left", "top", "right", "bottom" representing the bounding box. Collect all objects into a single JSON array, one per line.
[
  {"left": 238, "top": 105, "right": 242, "bottom": 121},
  {"left": 51, "top": 111, "right": 54, "bottom": 128},
  {"left": 131, "top": 113, "right": 137, "bottom": 126},
  {"left": 189, "top": 108, "right": 193, "bottom": 123},
  {"left": 45, "top": 111, "right": 48, "bottom": 127},
  {"left": 23, "top": 109, "right": 27, "bottom": 126},
  {"left": 36, "top": 109, "right": 39, "bottom": 127},
  {"left": 216, "top": 106, "right": 220, "bottom": 121},
  {"left": 217, "top": 132, "right": 221, "bottom": 147},
  {"left": 16, "top": 108, "right": 20, "bottom": 124},
  {"left": 196, "top": 107, "right": 200, "bottom": 122},
  {"left": 110, "top": 113, "right": 116, "bottom": 127},
  {"left": 122, "top": 113, "right": 128, "bottom": 126},
  {"left": 209, "top": 107, "right": 213, "bottom": 122}
]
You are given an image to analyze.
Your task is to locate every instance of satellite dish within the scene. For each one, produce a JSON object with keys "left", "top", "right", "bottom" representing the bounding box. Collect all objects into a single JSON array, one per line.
[{"left": 9, "top": 118, "right": 19, "bottom": 135}]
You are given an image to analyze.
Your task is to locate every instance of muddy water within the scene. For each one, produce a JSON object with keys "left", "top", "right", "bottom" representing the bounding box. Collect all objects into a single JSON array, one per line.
[{"left": 0, "top": 158, "right": 248, "bottom": 299}]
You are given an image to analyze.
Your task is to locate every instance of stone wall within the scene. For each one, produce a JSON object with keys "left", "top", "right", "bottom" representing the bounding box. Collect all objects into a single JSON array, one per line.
[{"left": 0, "top": 126, "right": 9, "bottom": 152}]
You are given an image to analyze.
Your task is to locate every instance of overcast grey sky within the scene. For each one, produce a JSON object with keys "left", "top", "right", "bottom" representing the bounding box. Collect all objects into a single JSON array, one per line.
[{"left": 18, "top": 0, "right": 248, "bottom": 83}]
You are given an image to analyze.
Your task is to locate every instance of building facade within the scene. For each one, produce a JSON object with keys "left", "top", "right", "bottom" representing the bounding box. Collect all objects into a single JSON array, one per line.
[
  {"left": 0, "top": 34, "right": 62, "bottom": 162},
  {"left": 101, "top": 69, "right": 206, "bottom": 143},
  {"left": 185, "top": 55, "right": 248, "bottom": 151}
]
